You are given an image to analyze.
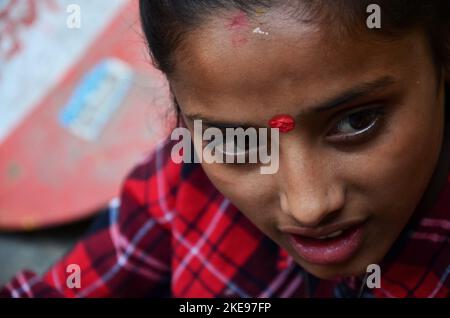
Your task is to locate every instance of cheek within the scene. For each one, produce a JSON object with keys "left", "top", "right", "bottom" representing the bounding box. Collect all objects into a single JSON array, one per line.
[
  {"left": 346, "top": 99, "right": 444, "bottom": 224},
  {"left": 201, "top": 164, "right": 277, "bottom": 223}
]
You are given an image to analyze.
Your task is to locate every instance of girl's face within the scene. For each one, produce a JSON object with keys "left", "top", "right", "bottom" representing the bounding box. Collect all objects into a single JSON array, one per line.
[{"left": 170, "top": 9, "right": 447, "bottom": 279}]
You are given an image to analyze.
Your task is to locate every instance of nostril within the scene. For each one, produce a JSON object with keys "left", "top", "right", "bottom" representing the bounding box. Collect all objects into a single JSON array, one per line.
[
  {"left": 280, "top": 195, "right": 344, "bottom": 228},
  {"left": 293, "top": 207, "right": 339, "bottom": 228},
  {"left": 316, "top": 209, "right": 342, "bottom": 227},
  {"left": 278, "top": 182, "right": 346, "bottom": 227}
]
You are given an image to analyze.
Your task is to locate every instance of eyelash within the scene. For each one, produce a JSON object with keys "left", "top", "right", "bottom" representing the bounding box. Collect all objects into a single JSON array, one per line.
[
  {"left": 203, "top": 126, "right": 259, "bottom": 156},
  {"left": 327, "top": 106, "right": 387, "bottom": 142}
]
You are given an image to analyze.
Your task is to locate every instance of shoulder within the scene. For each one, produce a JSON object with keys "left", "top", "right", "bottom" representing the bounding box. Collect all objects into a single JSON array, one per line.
[{"left": 119, "top": 139, "right": 218, "bottom": 229}]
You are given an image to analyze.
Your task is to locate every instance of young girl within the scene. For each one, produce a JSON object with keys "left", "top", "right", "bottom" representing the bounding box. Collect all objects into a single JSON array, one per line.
[{"left": 2, "top": 0, "right": 449, "bottom": 298}]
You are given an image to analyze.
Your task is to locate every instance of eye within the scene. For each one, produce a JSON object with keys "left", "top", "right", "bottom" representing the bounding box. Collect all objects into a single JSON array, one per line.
[
  {"left": 202, "top": 127, "right": 268, "bottom": 164},
  {"left": 328, "top": 107, "right": 385, "bottom": 140},
  {"left": 221, "top": 131, "right": 266, "bottom": 164}
]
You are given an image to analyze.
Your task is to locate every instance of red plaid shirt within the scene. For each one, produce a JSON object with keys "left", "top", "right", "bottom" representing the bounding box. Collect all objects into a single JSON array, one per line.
[{"left": 1, "top": 139, "right": 449, "bottom": 298}]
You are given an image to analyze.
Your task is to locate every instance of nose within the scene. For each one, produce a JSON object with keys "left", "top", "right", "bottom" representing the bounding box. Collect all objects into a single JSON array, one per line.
[{"left": 277, "top": 142, "right": 346, "bottom": 228}]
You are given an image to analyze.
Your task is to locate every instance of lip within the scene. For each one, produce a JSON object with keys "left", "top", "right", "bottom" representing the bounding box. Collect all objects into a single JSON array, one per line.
[{"left": 280, "top": 219, "right": 368, "bottom": 265}]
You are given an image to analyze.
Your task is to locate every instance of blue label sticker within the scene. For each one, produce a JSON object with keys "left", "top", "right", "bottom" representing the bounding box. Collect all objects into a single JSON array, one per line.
[{"left": 59, "top": 58, "right": 134, "bottom": 141}]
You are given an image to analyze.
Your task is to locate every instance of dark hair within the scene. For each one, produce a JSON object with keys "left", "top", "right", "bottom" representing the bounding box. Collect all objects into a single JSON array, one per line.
[{"left": 139, "top": 0, "right": 450, "bottom": 76}]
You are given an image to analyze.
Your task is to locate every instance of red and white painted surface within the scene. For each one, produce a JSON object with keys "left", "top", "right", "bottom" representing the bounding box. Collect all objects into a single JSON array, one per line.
[{"left": 0, "top": 0, "right": 171, "bottom": 230}]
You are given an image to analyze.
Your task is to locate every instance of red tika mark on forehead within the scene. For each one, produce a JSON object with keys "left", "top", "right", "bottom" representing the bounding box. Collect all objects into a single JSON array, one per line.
[
  {"left": 226, "top": 11, "right": 249, "bottom": 30},
  {"left": 269, "top": 114, "right": 296, "bottom": 133},
  {"left": 226, "top": 11, "right": 249, "bottom": 47}
]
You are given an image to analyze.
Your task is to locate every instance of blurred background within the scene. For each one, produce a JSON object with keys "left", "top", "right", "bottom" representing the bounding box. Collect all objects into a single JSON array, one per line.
[{"left": 0, "top": 0, "right": 172, "bottom": 285}]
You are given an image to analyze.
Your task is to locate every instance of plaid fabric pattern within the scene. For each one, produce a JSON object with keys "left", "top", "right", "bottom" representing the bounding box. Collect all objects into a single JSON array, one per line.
[{"left": 1, "top": 139, "right": 449, "bottom": 298}]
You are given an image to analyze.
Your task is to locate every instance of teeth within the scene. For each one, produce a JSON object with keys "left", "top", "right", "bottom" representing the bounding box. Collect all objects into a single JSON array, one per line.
[
  {"left": 327, "top": 230, "right": 343, "bottom": 238},
  {"left": 317, "top": 230, "right": 343, "bottom": 240}
]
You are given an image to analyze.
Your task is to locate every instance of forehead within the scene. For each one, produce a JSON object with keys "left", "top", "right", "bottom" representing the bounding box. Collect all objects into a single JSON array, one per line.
[{"left": 170, "top": 9, "right": 427, "bottom": 119}]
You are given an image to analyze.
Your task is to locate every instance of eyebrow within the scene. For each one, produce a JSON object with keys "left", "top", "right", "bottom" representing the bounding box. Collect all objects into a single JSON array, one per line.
[{"left": 184, "top": 75, "right": 396, "bottom": 128}]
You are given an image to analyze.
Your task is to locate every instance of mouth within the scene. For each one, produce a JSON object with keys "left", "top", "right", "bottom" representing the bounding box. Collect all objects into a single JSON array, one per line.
[{"left": 280, "top": 219, "right": 368, "bottom": 266}]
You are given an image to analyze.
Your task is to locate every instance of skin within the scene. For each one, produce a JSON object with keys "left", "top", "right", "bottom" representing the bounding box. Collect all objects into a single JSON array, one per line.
[{"left": 169, "top": 8, "right": 448, "bottom": 279}]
